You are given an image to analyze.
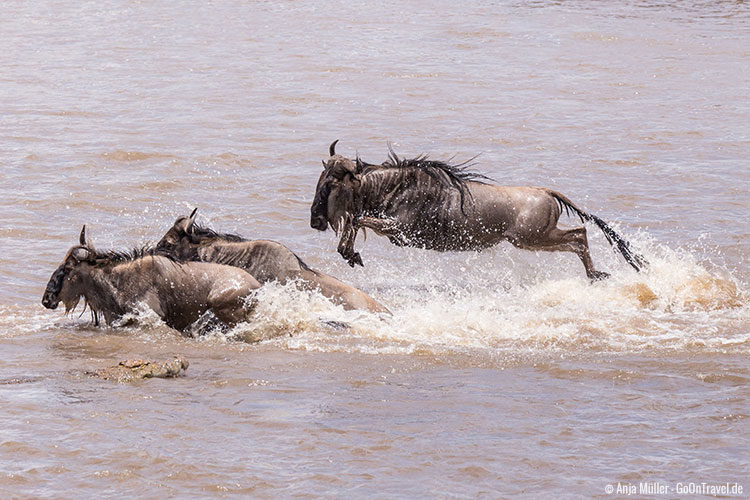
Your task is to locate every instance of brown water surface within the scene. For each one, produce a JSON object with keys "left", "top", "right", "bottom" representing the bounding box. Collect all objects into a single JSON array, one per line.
[{"left": 1, "top": 1, "right": 748, "bottom": 498}]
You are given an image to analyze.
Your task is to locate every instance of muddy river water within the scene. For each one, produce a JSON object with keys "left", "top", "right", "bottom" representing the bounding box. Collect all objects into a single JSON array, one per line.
[{"left": 1, "top": 1, "right": 748, "bottom": 498}]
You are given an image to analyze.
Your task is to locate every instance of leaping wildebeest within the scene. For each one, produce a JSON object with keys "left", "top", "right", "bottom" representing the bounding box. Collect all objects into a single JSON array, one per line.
[
  {"left": 310, "top": 141, "right": 647, "bottom": 280},
  {"left": 155, "top": 210, "right": 390, "bottom": 314},
  {"left": 42, "top": 226, "right": 261, "bottom": 332}
]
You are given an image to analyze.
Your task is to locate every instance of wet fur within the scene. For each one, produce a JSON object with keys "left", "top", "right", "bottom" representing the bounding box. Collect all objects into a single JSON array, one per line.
[
  {"left": 43, "top": 241, "right": 260, "bottom": 332},
  {"left": 156, "top": 215, "right": 390, "bottom": 314},
  {"left": 311, "top": 142, "right": 648, "bottom": 279}
]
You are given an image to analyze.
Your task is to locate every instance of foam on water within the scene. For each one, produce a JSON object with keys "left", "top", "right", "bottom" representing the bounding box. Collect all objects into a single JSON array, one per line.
[
  {"left": 16, "top": 232, "right": 748, "bottom": 357},
  {"left": 220, "top": 235, "right": 748, "bottom": 356}
]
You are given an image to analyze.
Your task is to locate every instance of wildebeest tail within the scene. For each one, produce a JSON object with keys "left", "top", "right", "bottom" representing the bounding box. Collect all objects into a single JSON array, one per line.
[
  {"left": 547, "top": 190, "right": 648, "bottom": 272},
  {"left": 295, "top": 253, "right": 315, "bottom": 273}
]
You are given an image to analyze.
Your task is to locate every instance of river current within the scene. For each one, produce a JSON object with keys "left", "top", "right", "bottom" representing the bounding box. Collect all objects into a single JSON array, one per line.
[{"left": 1, "top": 1, "right": 748, "bottom": 498}]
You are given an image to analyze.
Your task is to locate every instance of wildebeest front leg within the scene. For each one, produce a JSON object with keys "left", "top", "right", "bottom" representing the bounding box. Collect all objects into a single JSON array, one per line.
[
  {"left": 337, "top": 223, "right": 363, "bottom": 267},
  {"left": 208, "top": 288, "right": 256, "bottom": 327},
  {"left": 357, "top": 216, "right": 409, "bottom": 246}
]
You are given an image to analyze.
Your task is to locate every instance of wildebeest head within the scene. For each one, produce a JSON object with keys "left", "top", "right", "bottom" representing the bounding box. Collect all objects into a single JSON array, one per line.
[
  {"left": 310, "top": 140, "right": 362, "bottom": 233},
  {"left": 154, "top": 208, "right": 199, "bottom": 259},
  {"left": 42, "top": 225, "right": 98, "bottom": 311}
]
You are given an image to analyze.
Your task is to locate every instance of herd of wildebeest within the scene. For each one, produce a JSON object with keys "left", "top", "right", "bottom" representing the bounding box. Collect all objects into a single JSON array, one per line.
[{"left": 42, "top": 141, "right": 647, "bottom": 333}]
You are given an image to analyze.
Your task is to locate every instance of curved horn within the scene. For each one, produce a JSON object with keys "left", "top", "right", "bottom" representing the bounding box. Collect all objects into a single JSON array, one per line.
[
  {"left": 355, "top": 155, "right": 364, "bottom": 173},
  {"left": 79, "top": 224, "right": 95, "bottom": 251},
  {"left": 329, "top": 139, "right": 339, "bottom": 157},
  {"left": 186, "top": 208, "right": 197, "bottom": 233}
]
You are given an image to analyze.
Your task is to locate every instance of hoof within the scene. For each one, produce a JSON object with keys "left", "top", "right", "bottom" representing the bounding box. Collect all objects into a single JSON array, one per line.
[
  {"left": 589, "top": 271, "right": 611, "bottom": 282},
  {"left": 347, "top": 253, "right": 363, "bottom": 267},
  {"left": 320, "top": 319, "right": 350, "bottom": 331}
]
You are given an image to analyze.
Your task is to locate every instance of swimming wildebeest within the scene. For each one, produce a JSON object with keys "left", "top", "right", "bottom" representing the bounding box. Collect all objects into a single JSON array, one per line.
[
  {"left": 310, "top": 141, "right": 647, "bottom": 280},
  {"left": 42, "top": 226, "right": 261, "bottom": 332},
  {"left": 154, "top": 209, "right": 390, "bottom": 314}
]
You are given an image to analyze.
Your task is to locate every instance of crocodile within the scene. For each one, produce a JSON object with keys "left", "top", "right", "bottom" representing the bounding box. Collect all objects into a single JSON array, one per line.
[{"left": 87, "top": 358, "right": 189, "bottom": 383}]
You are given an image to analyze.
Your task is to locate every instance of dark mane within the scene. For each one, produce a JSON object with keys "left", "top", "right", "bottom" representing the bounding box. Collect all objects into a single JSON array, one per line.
[
  {"left": 361, "top": 146, "right": 492, "bottom": 211},
  {"left": 94, "top": 245, "right": 172, "bottom": 265},
  {"left": 192, "top": 223, "right": 247, "bottom": 242},
  {"left": 191, "top": 223, "right": 313, "bottom": 272}
]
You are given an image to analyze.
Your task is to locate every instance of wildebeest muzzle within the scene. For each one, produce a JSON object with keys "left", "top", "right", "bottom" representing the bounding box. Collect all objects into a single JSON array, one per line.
[
  {"left": 310, "top": 183, "right": 331, "bottom": 231},
  {"left": 42, "top": 266, "right": 65, "bottom": 309},
  {"left": 310, "top": 214, "right": 328, "bottom": 231}
]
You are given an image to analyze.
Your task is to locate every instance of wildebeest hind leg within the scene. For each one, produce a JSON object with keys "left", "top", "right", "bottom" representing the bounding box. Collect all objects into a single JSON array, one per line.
[
  {"left": 298, "top": 269, "right": 391, "bottom": 314},
  {"left": 512, "top": 227, "right": 609, "bottom": 281}
]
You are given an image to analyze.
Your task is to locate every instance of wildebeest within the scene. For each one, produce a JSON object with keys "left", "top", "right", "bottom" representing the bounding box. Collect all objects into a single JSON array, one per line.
[
  {"left": 154, "top": 209, "right": 390, "bottom": 314},
  {"left": 310, "top": 141, "right": 647, "bottom": 280},
  {"left": 42, "top": 226, "right": 261, "bottom": 332}
]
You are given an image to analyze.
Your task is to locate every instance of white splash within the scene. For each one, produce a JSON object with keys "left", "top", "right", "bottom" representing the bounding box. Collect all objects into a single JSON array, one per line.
[{"left": 23, "top": 233, "right": 749, "bottom": 357}]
